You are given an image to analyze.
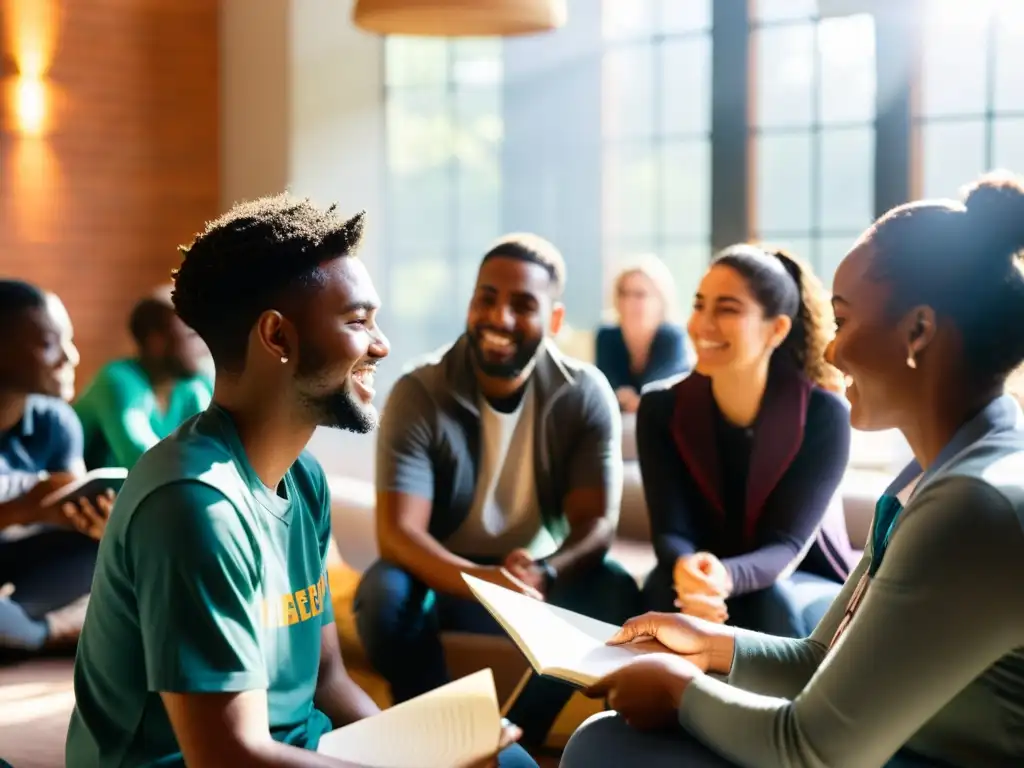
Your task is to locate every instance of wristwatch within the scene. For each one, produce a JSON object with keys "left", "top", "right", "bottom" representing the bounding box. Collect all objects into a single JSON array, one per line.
[{"left": 536, "top": 558, "right": 558, "bottom": 591}]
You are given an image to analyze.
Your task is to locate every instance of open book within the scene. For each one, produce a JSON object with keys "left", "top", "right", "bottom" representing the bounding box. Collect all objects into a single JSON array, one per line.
[
  {"left": 317, "top": 669, "right": 501, "bottom": 768},
  {"left": 40, "top": 468, "right": 128, "bottom": 508},
  {"left": 463, "top": 573, "right": 661, "bottom": 688}
]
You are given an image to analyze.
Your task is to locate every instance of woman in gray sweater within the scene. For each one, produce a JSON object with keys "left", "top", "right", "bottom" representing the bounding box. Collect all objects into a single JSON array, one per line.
[{"left": 560, "top": 172, "right": 1024, "bottom": 768}]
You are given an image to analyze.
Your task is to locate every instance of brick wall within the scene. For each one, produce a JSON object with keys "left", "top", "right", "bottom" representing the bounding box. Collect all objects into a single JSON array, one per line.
[{"left": 0, "top": 0, "right": 219, "bottom": 389}]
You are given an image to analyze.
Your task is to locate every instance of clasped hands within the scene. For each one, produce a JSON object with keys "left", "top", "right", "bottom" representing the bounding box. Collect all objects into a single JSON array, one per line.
[{"left": 673, "top": 551, "right": 732, "bottom": 623}]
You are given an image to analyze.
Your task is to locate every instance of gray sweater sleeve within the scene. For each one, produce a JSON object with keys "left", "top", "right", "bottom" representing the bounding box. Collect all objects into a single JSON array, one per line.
[
  {"left": 722, "top": 551, "right": 870, "bottom": 701},
  {"left": 678, "top": 476, "right": 1024, "bottom": 768}
]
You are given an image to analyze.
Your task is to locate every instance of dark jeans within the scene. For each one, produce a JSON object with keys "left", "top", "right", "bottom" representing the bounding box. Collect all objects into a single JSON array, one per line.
[
  {"left": 643, "top": 563, "right": 841, "bottom": 638},
  {"left": 354, "top": 557, "right": 642, "bottom": 749},
  {"left": 0, "top": 527, "right": 98, "bottom": 649}
]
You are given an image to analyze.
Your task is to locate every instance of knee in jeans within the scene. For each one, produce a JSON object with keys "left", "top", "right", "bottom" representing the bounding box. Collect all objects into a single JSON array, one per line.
[
  {"left": 603, "top": 567, "right": 643, "bottom": 616},
  {"left": 570, "top": 562, "right": 642, "bottom": 622},
  {"left": 353, "top": 560, "right": 431, "bottom": 637},
  {"left": 748, "top": 581, "right": 804, "bottom": 637}
]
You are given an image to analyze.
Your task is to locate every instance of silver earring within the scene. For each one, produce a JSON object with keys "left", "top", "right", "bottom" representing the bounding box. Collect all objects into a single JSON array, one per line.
[
  {"left": 906, "top": 353, "right": 917, "bottom": 369},
  {"left": 280, "top": 356, "right": 288, "bottom": 364}
]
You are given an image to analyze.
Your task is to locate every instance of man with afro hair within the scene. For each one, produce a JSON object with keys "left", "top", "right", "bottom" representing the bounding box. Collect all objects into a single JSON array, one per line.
[{"left": 67, "top": 196, "right": 526, "bottom": 767}]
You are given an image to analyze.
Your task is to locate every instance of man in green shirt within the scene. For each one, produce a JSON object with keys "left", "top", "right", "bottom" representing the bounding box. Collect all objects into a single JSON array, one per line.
[
  {"left": 74, "top": 295, "right": 213, "bottom": 470},
  {"left": 64, "top": 196, "right": 528, "bottom": 767}
]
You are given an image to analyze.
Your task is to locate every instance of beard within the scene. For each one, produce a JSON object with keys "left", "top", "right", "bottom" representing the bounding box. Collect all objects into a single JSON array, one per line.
[
  {"left": 302, "top": 382, "right": 378, "bottom": 434},
  {"left": 467, "top": 327, "right": 542, "bottom": 379},
  {"left": 295, "top": 339, "right": 378, "bottom": 434}
]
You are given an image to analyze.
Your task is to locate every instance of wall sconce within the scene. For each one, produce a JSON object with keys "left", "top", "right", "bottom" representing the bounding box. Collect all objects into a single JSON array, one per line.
[{"left": 15, "top": 75, "right": 46, "bottom": 135}]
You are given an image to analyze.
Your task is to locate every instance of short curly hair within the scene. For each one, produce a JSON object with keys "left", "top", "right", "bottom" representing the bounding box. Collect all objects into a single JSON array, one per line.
[
  {"left": 481, "top": 233, "right": 566, "bottom": 297},
  {"left": 172, "top": 194, "right": 366, "bottom": 371},
  {"left": 714, "top": 245, "right": 842, "bottom": 391}
]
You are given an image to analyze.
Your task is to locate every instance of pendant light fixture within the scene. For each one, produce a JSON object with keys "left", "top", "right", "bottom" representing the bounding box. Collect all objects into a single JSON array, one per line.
[{"left": 352, "top": 0, "right": 567, "bottom": 37}]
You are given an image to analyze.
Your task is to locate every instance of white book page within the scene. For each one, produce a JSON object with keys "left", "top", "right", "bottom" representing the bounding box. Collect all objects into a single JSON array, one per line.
[
  {"left": 550, "top": 640, "right": 663, "bottom": 687},
  {"left": 464, "top": 574, "right": 661, "bottom": 685},
  {"left": 317, "top": 669, "right": 500, "bottom": 767}
]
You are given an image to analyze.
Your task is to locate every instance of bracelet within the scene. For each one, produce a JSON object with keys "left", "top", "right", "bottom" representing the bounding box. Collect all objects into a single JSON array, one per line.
[{"left": 536, "top": 558, "right": 557, "bottom": 591}]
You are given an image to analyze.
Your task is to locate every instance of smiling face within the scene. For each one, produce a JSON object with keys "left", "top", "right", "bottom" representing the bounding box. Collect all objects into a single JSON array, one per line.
[
  {"left": 687, "top": 264, "right": 791, "bottom": 377},
  {"left": 826, "top": 240, "right": 921, "bottom": 431},
  {"left": 290, "top": 257, "right": 389, "bottom": 433},
  {"left": 0, "top": 302, "right": 76, "bottom": 398},
  {"left": 466, "top": 255, "right": 563, "bottom": 381},
  {"left": 45, "top": 293, "right": 80, "bottom": 401}
]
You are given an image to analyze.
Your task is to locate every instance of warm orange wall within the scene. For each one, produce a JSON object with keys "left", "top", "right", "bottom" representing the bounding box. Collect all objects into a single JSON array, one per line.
[{"left": 0, "top": 0, "right": 219, "bottom": 389}]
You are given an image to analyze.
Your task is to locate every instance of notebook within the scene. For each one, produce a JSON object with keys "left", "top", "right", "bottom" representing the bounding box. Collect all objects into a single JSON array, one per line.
[
  {"left": 39, "top": 468, "right": 128, "bottom": 508},
  {"left": 463, "top": 573, "right": 662, "bottom": 688},
  {"left": 317, "top": 669, "right": 501, "bottom": 767}
]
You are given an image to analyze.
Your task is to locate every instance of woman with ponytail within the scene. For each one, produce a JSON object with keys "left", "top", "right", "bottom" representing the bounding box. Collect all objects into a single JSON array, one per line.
[{"left": 636, "top": 245, "right": 855, "bottom": 637}]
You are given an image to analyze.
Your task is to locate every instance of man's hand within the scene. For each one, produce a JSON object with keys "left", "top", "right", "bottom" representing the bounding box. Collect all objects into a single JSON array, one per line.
[
  {"left": 58, "top": 491, "right": 115, "bottom": 540},
  {"left": 502, "top": 549, "right": 546, "bottom": 596},
  {"left": 583, "top": 654, "right": 700, "bottom": 730},
  {"left": 13, "top": 473, "right": 114, "bottom": 539},
  {"left": 607, "top": 611, "right": 735, "bottom": 675},
  {"left": 476, "top": 565, "right": 543, "bottom": 601}
]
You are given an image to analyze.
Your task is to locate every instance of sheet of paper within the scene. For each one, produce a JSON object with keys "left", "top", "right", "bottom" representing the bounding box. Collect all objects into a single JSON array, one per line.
[
  {"left": 464, "top": 574, "right": 660, "bottom": 684},
  {"left": 317, "top": 669, "right": 500, "bottom": 767}
]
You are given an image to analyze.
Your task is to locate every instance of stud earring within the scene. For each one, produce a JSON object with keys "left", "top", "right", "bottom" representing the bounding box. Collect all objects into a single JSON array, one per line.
[
  {"left": 906, "top": 353, "right": 917, "bottom": 370},
  {"left": 280, "top": 356, "right": 289, "bottom": 364}
]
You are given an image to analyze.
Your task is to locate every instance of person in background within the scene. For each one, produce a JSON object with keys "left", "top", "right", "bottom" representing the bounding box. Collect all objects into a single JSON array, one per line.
[
  {"left": 638, "top": 247, "right": 855, "bottom": 638},
  {"left": 74, "top": 294, "right": 213, "bottom": 470},
  {"left": 355, "top": 233, "right": 640, "bottom": 751},
  {"left": 45, "top": 291, "right": 81, "bottom": 403},
  {"left": 65, "top": 196, "right": 527, "bottom": 768},
  {"left": 0, "top": 280, "right": 112, "bottom": 655},
  {"left": 596, "top": 256, "right": 691, "bottom": 413},
  {"left": 559, "top": 170, "right": 1024, "bottom": 768},
  {"left": 152, "top": 282, "right": 217, "bottom": 382}
]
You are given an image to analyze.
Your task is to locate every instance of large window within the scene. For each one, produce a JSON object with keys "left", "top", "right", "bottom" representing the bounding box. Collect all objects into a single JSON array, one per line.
[
  {"left": 915, "top": 1, "right": 1024, "bottom": 199},
  {"left": 383, "top": 37, "right": 503, "bottom": 362},
  {"left": 751, "top": 2, "right": 876, "bottom": 286},
  {"left": 600, "top": 0, "right": 713, "bottom": 313}
]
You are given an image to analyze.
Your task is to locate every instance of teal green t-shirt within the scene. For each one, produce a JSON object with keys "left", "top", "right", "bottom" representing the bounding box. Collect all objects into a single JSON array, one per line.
[
  {"left": 65, "top": 406, "right": 335, "bottom": 767},
  {"left": 74, "top": 359, "right": 214, "bottom": 470}
]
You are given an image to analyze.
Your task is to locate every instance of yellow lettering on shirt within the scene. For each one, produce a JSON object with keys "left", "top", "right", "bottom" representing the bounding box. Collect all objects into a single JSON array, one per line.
[
  {"left": 281, "top": 593, "right": 299, "bottom": 626},
  {"left": 309, "top": 582, "right": 320, "bottom": 614},
  {"left": 261, "top": 571, "right": 330, "bottom": 628},
  {"left": 296, "top": 588, "right": 311, "bottom": 621}
]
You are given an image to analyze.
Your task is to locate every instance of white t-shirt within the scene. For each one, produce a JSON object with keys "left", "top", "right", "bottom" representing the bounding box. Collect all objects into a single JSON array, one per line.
[{"left": 445, "top": 385, "right": 556, "bottom": 558}]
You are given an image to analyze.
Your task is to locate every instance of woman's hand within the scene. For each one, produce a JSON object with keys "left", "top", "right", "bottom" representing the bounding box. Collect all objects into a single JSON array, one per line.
[
  {"left": 616, "top": 387, "right": 641, "bottom": 413},
  {"left": 584, "top": 654, "right": 701, "bottom": 730},
  {"left": 674, "top": 552, "right": 731, "bottom": 597},
  {"left": 673, "top": 552, "right": 731, "bottom": 622},
  {"left": 675, "top": 592, "right": 729, "bottom": 623},
  {"left": 607, "top": 611, "right": 735, "bottom": 675}
]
